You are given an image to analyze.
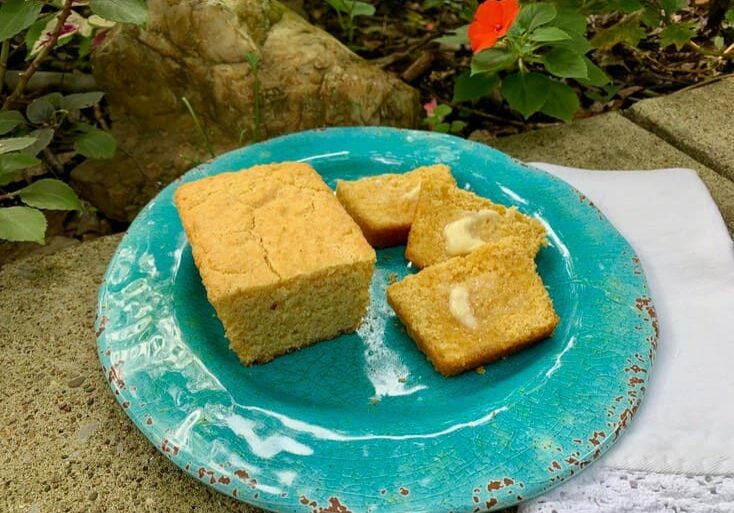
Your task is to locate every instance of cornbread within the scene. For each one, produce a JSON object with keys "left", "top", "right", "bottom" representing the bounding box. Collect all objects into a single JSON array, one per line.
[
  {"left": 335, "top": 164, "right": 456, "bottom": 247},
  {"left": 387, "top": 239, "right": 558, "bottom": 376},
  {"left": 405, "top": 181, "right": 547, "bottom": 268},
  {"left": 174, "top": 162, "right": 376, "bottom": 365}
]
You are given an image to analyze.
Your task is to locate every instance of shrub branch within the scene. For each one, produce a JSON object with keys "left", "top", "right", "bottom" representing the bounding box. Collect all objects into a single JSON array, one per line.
[{"left": 2, "top": 0, "right": 75, "bottom": 111}]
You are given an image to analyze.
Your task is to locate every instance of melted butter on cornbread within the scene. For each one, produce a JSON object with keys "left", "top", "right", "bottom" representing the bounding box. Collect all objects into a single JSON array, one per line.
[
  {"left": 402, "top": 184, "right": 421, "bottom": 201},
  {"left": 448, "top": 284, "right": 478, "bottom": 329},
  {"left": 443, "top": 209, "right": 501, "bottom": 256}
]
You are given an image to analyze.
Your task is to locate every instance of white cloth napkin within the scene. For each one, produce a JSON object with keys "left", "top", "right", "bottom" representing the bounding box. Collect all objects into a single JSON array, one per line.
[{"left": 517, "top": 164, "right": 734, "bottom": 513}]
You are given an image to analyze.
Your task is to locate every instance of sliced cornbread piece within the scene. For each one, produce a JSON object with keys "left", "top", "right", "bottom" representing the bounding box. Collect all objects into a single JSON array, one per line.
[
  {"left": 174, "top": 162, "right": 376, "bottom": 365},
  {"left": 405, "top": 181, "right": 546, "bottom": 268},
  {"left": 335, "top": 164, "right": 456, "bottom": 247},
  {"left": 387, "top": 239, "right": 558, "bottom": 376}
]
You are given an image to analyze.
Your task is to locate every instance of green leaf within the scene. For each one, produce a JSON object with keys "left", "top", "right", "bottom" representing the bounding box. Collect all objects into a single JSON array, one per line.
[
  {"left": 0, "top": 136, "right": 37, "bottom": 154},
  {"left": 89, "top": 0, "right": 148, "bottom": 26},
  {"left": 60, "top": 92, "right": 105, "bottom": 111},
  {"left": 74, "top": 126, "right": 117, "bottom": 159},
  {"left": 26, "top": 93, "right": 63, "bottom": 124},
  {"left": 530, "top": 26, "right": 572, "bottom": 43},
  {"left": 346, "top": 0, "right": 375, "bottom": 17},
  {"left": 450, "top": 120, "right": 467, "bottom": 133},
  {"left": 543, "top": 47, "right": 588, "bottom": 79},
  {"left": 0, "top": 0, "right": 43, "bottom": 42},
  {"left": 18, "top": 178, "right": 82, "bottom": 211},
  {"left": 0, "top": 153, "right": 40, "bottom": 174},
  {"left": 660, "top": 0, "right": 686, "bottom": 17},
  {"left": 640, "top": 6, "right": 662, "bottom": 27},
  {"left": 726, "top": 8, "right": 734, "bottom": 25},
  {"left": 325, "top": 0, "right": 347, "bottom": 12},
  {"left": 540, "top": 80, "right": 579, "bottom": 123},
  {"left": 433, "top": 122, "right": 450, "bottom": 133},
  {"left": 434, "top": 25, "right": 469, "bottom": 45},
  {"left": 501, "top": 72, "right": 551, "bottom": 119},
  {"left": 0, "top": 111, "right": 26, "bottom": 135},
  {"left": 245, "top": 52, "right": 259, "bottom": 70},
  {"left": 577, "top": 57, "right": 610, "bottom": 86},
  {"left": 714, "top": 36, "right": 724, "bottom": 50},
  {"left": 24, "top": 12, "right": 52, "bottom": 60},
  {"left": 432, "top": 104, "right": 452, "bottom": 119},
  {"left": 20, "top": 128, "right": 53, "bottom": 156},
  {"left": 552, "top": 30, "right": 594, "bottom": 54},
  {"left": 549, "top": 8, "right": 587, "bottom": 34},
  {"left": 471, "top": 48, "right": 516, "bottom": 75},
  {"left": 0, "top": 153, "right": 40, "bottom": 186},
  {"left": 78, "top": 35, "right": 93, "bottom": 57},
  {"left": 453, "top": 70, "right": 499, "bottom": 102},
  {"left": 515, "top": 3, "right": 557, "bottom": 32},
  {"left": 0, "top": 206, "right": 46, "bottom": 244},
  {"left": 591, "top": 17, "right": 646, "bottom": 50},
  {"left": 608, "top": 0, "right": 644, "bottom": 13},
  {"left": 659, "top": 21, "right": 696, "bottom": 50}
]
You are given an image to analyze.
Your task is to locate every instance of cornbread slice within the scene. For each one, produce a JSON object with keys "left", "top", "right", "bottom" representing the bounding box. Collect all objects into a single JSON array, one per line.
[
  {"left": 174, "top": 162, "right": 376, "bottom": 365},
  {"left": 405, "top": 181, "right": 547, "bottom": 268},
  {"left": 335, "top": 164, "right": 456, "bottom": 247},
  {"left": 387, "top": 239, "right": 558, "bottom": 376}
]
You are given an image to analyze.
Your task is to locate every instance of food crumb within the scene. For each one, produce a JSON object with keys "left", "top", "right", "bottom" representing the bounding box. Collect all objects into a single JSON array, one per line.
[
  {"left": 476, "top": 366, "right": 486, "bottom": 375},
  {"left": 388, "top": 272, "right": 398, "bottom": 285},
  {"left": 398, "top": 376, "right": 407, "bottom": 383}
]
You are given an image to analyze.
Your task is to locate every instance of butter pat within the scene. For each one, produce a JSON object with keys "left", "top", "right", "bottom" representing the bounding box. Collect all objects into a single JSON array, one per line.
[
  {"left": 443, "top": 210, "right": 501, "bottom": 256},
  {"left": 449, "top": 284, "right": 478, "bottom": 330}
]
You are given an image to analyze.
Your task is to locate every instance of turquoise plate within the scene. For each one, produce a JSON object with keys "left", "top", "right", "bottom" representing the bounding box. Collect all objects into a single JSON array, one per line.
[{"left": 97, "top": 128, "right": 657, "bottom": 513}]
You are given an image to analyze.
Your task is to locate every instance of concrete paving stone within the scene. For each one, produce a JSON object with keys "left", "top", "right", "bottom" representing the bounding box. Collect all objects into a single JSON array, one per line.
[
  {"left": 472, "top": 112, "right": 734, "bottom": 237},
  {"left": 625, "top": 77, "right": 734, "bottom": 182},
  {"left": 0, "top": 235, "right": 260, "bottom": 513}
]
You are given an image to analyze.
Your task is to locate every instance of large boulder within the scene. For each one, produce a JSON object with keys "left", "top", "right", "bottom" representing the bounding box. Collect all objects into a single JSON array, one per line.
[{"left": 72, "top": 0, "right": 421, "bottom": 222}]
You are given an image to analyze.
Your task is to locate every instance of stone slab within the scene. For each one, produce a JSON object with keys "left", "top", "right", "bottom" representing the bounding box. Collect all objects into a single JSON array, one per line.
[
  {"left": 626, "top": 77, "right": 734, "bottom": 182},
  {"left": 0, "top": 236, "right": 259, "bottom": 513},
  {"left": 473, "top": 112, "right": 734, "bottom": 237}
]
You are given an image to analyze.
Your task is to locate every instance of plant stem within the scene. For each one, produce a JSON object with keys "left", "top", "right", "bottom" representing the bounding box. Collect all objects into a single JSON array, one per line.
[
  {"left": 2, "top": 0, "right": 75, "bottom": 111},
  {"left": 252, "top": 65, "right": 261, "bottom": 142},
  {"left": 181, "top": 96, "right": 215, "bottom": 159},
  {"left": 347, "top": 2, "right": 355, "bottom": 42},
  {"left": 0, "top": 40, "right": 10, "bottom": 96}
]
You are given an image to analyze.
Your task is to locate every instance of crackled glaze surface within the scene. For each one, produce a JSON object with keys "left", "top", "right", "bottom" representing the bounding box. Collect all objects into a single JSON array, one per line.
[{"left": 96, "top": 128, "right": 657, "bottom": 513}]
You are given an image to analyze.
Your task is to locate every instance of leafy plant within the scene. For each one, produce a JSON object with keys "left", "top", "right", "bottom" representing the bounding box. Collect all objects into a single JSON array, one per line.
[
  {"left": 0, "top": 0, "right": 148, "bottom": 244},
  {"left": 423, "top": 100, "right": 467, "bottom": 134},
  {"left": 443, "top": 0, "right": 733, "bottom": 124},
  {"left": 456, "top": 1, "right": 603, "bottom": 123},
  {"left": 323, "top": 0, "right": 375, "bottom": 41}
]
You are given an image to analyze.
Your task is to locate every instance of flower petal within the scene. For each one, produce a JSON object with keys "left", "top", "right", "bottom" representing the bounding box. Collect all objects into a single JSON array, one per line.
[{"left": 468, "top": 22, "right": 499, "bottom": 53}]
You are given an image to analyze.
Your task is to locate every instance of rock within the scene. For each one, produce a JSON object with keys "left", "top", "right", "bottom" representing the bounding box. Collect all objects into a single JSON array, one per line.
[
  {"left": 71, "top": 0, "right": 421, "bottom": 222},
  {"left": 77, "top": 421, "right": 100, "bottom": 443},
  {"left": 68, "top": 376, "right": 85, "bottom": 388}
]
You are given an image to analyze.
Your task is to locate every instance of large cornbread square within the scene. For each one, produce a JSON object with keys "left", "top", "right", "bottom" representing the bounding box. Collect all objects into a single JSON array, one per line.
[
  {"left": 406, "top": 181, "right": 546, "bottom": 268},
  {"left": 335, "top": 164, "right": 456, "bottom": 247},
  {"left": 387, "top": 240, "right": 558, "bottom": 376},
  {"left": 174, "top": 162, "right": 376, "bottom": 365}
]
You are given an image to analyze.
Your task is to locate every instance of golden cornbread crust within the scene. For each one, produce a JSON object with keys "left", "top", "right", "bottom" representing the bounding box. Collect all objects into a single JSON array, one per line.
[
  {"left": 174, "top": 162, "right": 376, "bottom": 364},
  {"left": 387, "top": 239, "right": 559, "bottom": 376},
  {"left": 335, "top": 164, "right": 456, "bottom": 247},
  {"left": 405, "top": 181, "right": 547, "bottom": 268}
]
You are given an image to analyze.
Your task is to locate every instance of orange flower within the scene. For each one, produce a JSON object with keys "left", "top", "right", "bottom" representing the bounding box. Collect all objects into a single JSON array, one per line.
[{"left": 468, "top": 0, "right": 520, "bottom": 54}]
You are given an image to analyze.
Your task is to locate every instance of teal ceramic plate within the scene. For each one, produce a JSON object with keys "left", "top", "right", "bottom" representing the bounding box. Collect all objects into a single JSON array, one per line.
[{"left": 97, "top": 128, "right": 657, "bottom": 513}]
